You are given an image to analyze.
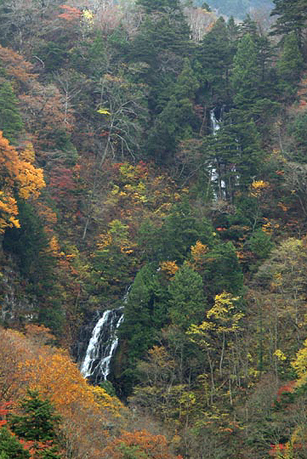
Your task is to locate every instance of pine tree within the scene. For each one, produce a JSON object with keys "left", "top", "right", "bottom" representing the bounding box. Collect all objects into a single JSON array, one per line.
[
  {"left": 0, "top": 428, "right": 30, "bottom": 459},
  {"left": 9, "top": 390, "right": 60, "bottom": 443},
  {"left": 130, "top": 0, "right": 191, "bottom": 115},
  {"left": 168, "top": 263, "right": 206, "bottom": 330},
  {"left": 270, "top": 0, "right": 307, "bottom": 44},
  {"left": 231, "top": 34, "right": 260, "bottom": 111},
  {"left": 277, "top": 32, "right": 303, "bottom": 98},
  {"left": 197, "top": 17, "right": 235, "bottom": 105},
  {"left": 146, "top": 58, "right": 199, "bottom": 162},
  {"left": 137, "top": 0, "right": 181, "bottom": 14},
  {"left": 203, "top": 242, "right": 244, "bottom": 296}
]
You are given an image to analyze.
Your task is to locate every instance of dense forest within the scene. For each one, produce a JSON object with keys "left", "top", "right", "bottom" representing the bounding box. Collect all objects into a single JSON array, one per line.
[{"left": 1, "top": 0, "right": 307, "bottom": 457}]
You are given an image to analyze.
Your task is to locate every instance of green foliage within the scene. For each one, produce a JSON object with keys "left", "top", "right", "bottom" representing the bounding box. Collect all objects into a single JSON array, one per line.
[
  {"left": 289, "top": 112, "right": 307, "bottom": 162},
  {"left": 117, "top": 443, "right": 147, "bottom": 458},
  {"left": 270, "top": 0, "right": 307, "bottom": 43},
  {"left": 168, "top": 263, "right": 206, "bottom": 329},
  {"left": 137, "top": 0, "right": 181, "bottom": 12},
  {"left": 130, "top": 2, "right": 191, "bottom": 115},
  {"left": 231, "top": 34, "right": 260, "bottom": 110},
  {"left": 118, "top": 264, "right": 168, "bottom": 364},
  {"left": 147, "top": 59, "right": 199, "bottom": 161},
  {"left": 197, "top": 17, "right": 235, "bottom": 104},
  {"left": 36, "top": 41, "right": 68, "bottom": 72},
  {"left": 0, "top": 427, "right": 30, "bottom": 459},
  {"left": 9, "top": 390, "right": 60, "bottom": 442},
  {"left": 203, "top": 242, "right": 244, "bottom": 296},
  {"left": 248, "top": 229, "right": 274, "bottom": 260},
  {"left": 277, "top": 32, "right": 303, "bottom": 98},
  {"left": 138, "top": 202, "right": 215, "bottom": 262},
  {"left": 0, "top": 80, "right": 23, "bottom": 143}
]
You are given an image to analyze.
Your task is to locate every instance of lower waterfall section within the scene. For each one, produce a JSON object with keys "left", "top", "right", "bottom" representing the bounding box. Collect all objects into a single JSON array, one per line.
[{"left": 80, "top": 307, "right": 124, "bottom": 383}]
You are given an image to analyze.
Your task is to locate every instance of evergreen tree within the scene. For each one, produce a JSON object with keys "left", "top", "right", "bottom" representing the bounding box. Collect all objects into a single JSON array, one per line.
[
  {"left": 231, "top": 34, "right": 260, "bottom": 111},
  {"left": 230, "top": 33, "right": 277, "bottom": 134},
  {"left": 203, "top": 242, "right": 244, "bottom": 296},
  {"left": 0, "top": 427, "right": 30, "bottom": 459},
  {"left": 9, "top": 390, "right": 60, "bottom": 443},
  {"left": 146, "top": 59, "right": 199, "bottom": 162},
  {"left": 0, "top": 80, "right": 23, "bottom": 143},
  {"left": 270, "top": 0, "right": 307, "bottom": 44},
  {"left": 197, "top": 17, "right": 235, "bottom": 105},
  {"left": 130, "top": 0, "right": 191, "bottom": 114},
  {"left": 137, "top": 0, "right": 181, "bottom": 13},
  {"left": 277, "top": 32, "right": 303, "bottom": 98},
  {"left": 118, "top": 264, "right": 169, "bottom": 364},
  {"left": 138, "top": 202, "right": 215, "bottom": 263},
  {"left": 168, "top": 264, "right": 206, "bottom": 329}
]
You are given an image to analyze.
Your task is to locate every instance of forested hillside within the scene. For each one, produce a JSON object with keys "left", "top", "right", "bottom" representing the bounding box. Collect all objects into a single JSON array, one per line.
[
  {"left": 1, "top": 0, "right": 307, "bottom": 457},
  {"left": 199, "top": 0, "right": 273, "bottom": 19}
]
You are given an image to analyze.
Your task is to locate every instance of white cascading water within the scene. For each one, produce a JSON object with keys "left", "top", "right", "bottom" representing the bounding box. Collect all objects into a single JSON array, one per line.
[
  {"left": 210, "top": 108, "right": 221, "bottom": 135},
  {"left": 81, "top": 307, "right": 124, "bottom": 381},
  {"left": 210, "top": 108, "right": 226, "bottom": 197}
]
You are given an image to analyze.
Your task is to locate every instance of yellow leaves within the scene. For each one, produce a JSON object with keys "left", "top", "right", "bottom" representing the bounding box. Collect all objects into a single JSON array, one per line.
[
  {"left": 187, "top": 293, "right": 243, "bottom": 347},
  {"left": 274, "top": 349, "right": 287, "bottom": 361},
  {"left": 292, "top": 338, "right": 307, "bottom": 387},
  {"left": 49, "top": 236, "right": 60, "bottom": 256},
  {"left": 191, "top": 241, "right": 208, "bottom": 265},
  {"left": 0, "top": 194, "right": 19, "bottom": 232},
  {"left": 250, "top": 180, "right": 269, "bottom": 197},
  {"left": 97, "top": 233, "right": 113, "bottom": 250},
  {"left": 19, "top": 142, "right": 35, "bottom": 162},
  {"left": 82, "top": 8, "right": 94, "bottom": 23},
  {"left": 91, "top": 386, "right": 126, "bottom": 418},
  {"left": 0, "top": 132, "right": 45, "bottom": 232},
  {"left": 17, "top": 160, "right": 45, "bottom": 199},
  {"left": 251, "top": 180, "right": 269, "bottom": 190},
  {"left": 97, "top": 108, "right": 111, "bottom": 115},
  {"left": 160, "top": 261, "right": 179, "bottom": 277},
  {"left": 262, "top": 219, "right": 278, "bottom": 235},
  {"left": 97, "top": 220, "right": 135, "bottom": 254}
]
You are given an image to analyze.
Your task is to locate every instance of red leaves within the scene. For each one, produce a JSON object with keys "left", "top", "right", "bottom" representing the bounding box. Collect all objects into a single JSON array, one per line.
[
  {"left": 58, "top": 5, "right": 82, "bottom": 22},
  {"left": 276, "top": 381, "right": 296, "bottom": 402}
]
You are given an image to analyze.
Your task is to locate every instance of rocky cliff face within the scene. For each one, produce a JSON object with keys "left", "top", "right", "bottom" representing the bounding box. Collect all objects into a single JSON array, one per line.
[{"left": 0, "top": 254, "right": 37, "bottom": 328}]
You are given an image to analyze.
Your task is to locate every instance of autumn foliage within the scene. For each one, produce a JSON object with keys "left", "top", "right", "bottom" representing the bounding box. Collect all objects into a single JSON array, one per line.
[
  {"left": 0, "top": 132, "right": 45, "bottom": 232},
  {"left": 0, "top": 326, "right": 179, "bottom": 459},
  {"left": 102, "top": 430, "right": 182, "bottom": 459}
]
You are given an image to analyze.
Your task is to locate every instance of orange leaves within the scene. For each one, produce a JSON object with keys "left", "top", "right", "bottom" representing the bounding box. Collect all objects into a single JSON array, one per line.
[
  {"left": 276, "top": 381, "right": 296, "bottom": 402},
  {"left": 21, "top": 350, "right": 96, "bottom": 414},
  {"left": 160, "top": 261, "right": 179, "bottom": 278},
  {"left": 0, "top": 326, "right": 131, "bottom": 458},
  {"left": 102, "top": 430, "right": 180, "bottom": 459},
  {"left": 58, "top": 5, "right": 82, "bottom": 21},
  {"left": 0, "top": 45, "right": 35, "bottom": 88},
  {"left": 0, "top": 133, "right": 45, "bottom": 232}
]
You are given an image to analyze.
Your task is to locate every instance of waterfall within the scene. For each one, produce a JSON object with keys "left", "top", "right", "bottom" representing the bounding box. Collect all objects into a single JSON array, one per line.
[
  {"left": 210, "top": 108, "right": 226, "bottom": 197},
  {"left": 80, "top": 307, "right": 124, "bottom": 381},
  {"left": 210, "top": 108, "right": 221, "bottom": 135}
]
